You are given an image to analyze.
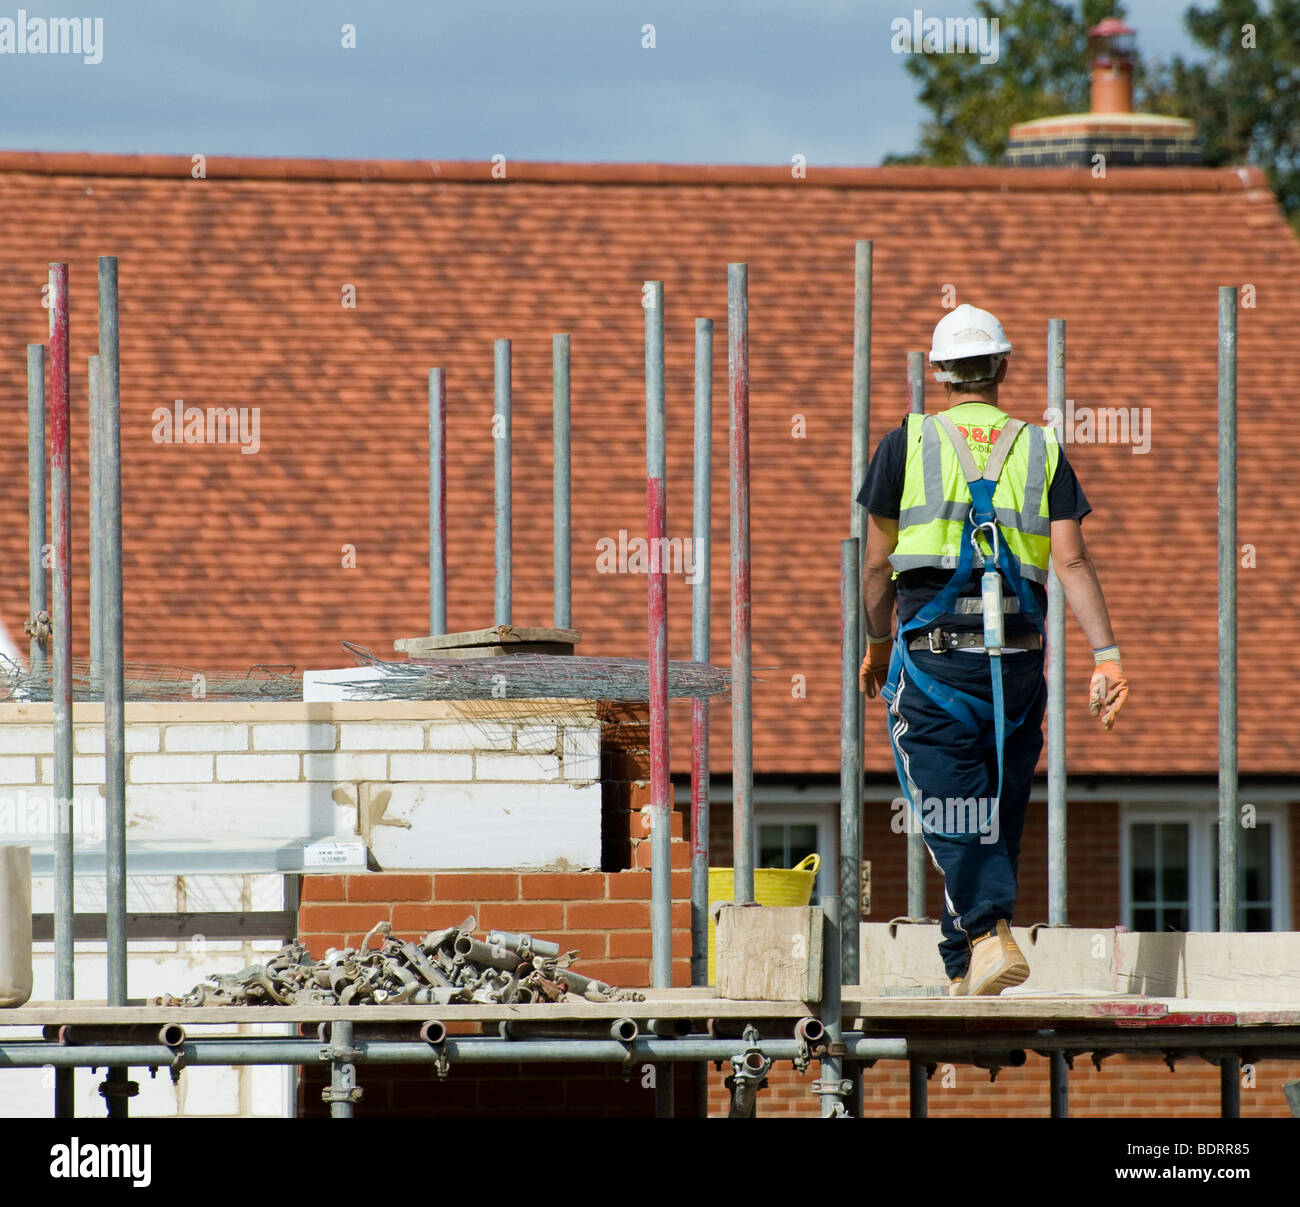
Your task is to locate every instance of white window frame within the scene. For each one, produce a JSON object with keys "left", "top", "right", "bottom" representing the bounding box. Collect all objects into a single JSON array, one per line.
[
  {"left": 753, "top": 804, "right": 838, "bottom": 904},
  {"left": 1120, "top": 802, "right": 1290, "bottom": 932}
]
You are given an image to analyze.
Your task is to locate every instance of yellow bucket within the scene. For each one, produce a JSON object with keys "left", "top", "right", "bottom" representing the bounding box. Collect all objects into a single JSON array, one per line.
[{"left": 706, "top": 854, "right": 821, "bottom": 984}]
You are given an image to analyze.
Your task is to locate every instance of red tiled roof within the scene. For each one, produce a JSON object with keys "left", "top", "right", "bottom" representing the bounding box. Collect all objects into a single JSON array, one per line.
[{"left": 0, "top": 152, "right": 1294, "bottom": 778}]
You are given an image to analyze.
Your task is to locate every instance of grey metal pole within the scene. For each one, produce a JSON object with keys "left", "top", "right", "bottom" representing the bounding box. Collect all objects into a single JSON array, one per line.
[
  {"left": 88, "top": 354, "right": 102, "bottom": 676},
  {"left": 26, "top": 344, "right": 47, "bottom": 675},
  {"left": 644, "top": 282, "right": 671, "bottom": 993},
  {"left": 728, "top": 264, "right": 754, "bottom": 905},
  {"left": 690, "top": 317, "right": 713, "bottom": 987},
  {"left": 98, "top": 257, "right": 129, "bottom": 1118},
  {"left": 0, "top": 1035, "right": 912, "bottom": 1068},
  {"left": 905, "top": 351, "right": 926, "bottom": 919},
  {"left": 690, "top": 317, "right": 713, "bottom": 1119},
  {"left": 850, "top": 243, "right": 871, "bottom": 944},
  {"left": 1047, "top": 320, "right": 1068, "bottom": 926},
  {"left": 494, "top": 339, "right": 511, "bottom": 626},
  {"left": 429, "top": 368, "right": 446, "bottom": 636},
  {"left": 553, "top": 334, "right": 571, "bottom": 630},
  {"left": 850, "top": 242, "right": 872, "bottom": 555},
  {"left": 49, "top": 266, "right": 74, "bottom": 1003},
  {"left": 644, "top": 284, "right": 673, "bottom": 1120},
  {"left": 819, "top": 894, "right": 848, "bottom": 1117},
  {"left": 840, "top": 540, "right": 861, "bottom": 981},
  {"left": 328, "top": 1019, "right": 357, "bottom": 1119},
  {"left": 1218, "top": 286, "right": 1238, "bottom": 933},
  {"left": 48, "top": 269, "right": 74, "bottom": 1122}
]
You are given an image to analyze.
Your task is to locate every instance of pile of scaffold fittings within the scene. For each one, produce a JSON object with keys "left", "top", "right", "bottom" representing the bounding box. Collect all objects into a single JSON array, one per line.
[{"left": 151, "top": 917, "right": 645, "bottom": 1007}]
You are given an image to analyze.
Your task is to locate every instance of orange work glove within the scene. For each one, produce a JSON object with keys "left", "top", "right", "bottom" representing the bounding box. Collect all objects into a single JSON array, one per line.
[
  {"left": 1089, "top": 646, "right": 1128, "bottom": 730},
  {"left": 859, "top": 636, "right": 893, "bottom": 699}
]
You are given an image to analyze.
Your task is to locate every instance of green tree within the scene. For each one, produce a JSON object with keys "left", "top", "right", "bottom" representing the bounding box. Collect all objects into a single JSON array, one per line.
[
  {"left": 885, "top": 0, "right": 1160, "bottom": 165},
  {"left": 889, "top": 0, "right": 1300, "bottom": 227},
  {"left": 1158, "top": 1, "right": 1300, "bottom": 224}
]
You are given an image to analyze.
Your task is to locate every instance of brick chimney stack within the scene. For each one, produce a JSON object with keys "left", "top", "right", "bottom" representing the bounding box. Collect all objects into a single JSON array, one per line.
[
  {"left": 1005, "top": 21, "right": 1200, "bottom": 167},
  {"left": 1089, "top": 17, "right": 1136, "bottom": 114}
]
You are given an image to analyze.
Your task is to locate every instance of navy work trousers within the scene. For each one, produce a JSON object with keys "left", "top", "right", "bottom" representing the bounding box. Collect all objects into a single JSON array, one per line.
[{"left": 884, "top": 647, "right": 1046, "bottom": 980}]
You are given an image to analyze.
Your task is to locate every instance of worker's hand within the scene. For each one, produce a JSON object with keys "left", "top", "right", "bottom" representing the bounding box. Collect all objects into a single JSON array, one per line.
[
  {"left": 859, "top": 639, "right": 893, "bottom": 699},
  {"left": 1088, "top": 658, "right": 1128, "bottom": 730}
]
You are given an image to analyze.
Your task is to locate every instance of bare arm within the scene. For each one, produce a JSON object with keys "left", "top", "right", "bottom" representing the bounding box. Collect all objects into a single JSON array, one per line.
[
  {"left": 863, "top": 514, "right": 899, "bottom": 637},
  {"left": 1049, "top": 518, "right": 1117, "bottom": 650}
]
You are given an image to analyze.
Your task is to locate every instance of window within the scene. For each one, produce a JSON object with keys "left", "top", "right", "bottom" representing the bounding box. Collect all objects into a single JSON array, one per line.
[
  {"left": 1122, "top": 805, "right": 1289, "bottom": 932},
  {"left": 754, "top": 806, "right": 836, "bottom": 906}
]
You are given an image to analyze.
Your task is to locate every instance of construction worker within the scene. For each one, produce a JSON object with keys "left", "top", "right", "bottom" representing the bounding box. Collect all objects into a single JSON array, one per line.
[{"left": 856, "top": 304, "right": 1128, "bottom": 996}]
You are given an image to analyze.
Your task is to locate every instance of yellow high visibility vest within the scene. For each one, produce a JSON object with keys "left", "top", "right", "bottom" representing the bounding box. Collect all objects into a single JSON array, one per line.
[{"left": 889, "top": 401, "right": 1059, "bottom": 584}]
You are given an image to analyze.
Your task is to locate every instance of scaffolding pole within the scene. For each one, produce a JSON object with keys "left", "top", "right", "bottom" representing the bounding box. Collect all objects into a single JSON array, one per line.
[
  {"left": 494, "top": 339, "right": 511, "bottom": 626},
  {"left": 88, "top": 354, "right": 103, "bottom": 674},
  {"left": 690, "top": 316, "right": 713, "bottom": 1117},
  {"left": 905, "top": 351, "right": 926, "bottom": 919},
  {"left": 98, "top": 256, "right": 130, "bottom": 1118},
  {"left": 1218, "top": 286, "right": 1238, "bottom": 933},
  {"left": 1047, "top": 320, "right": 1067, "bottom": 926},
  {"left": 26, "top": 344, "right": 46, "bottom": 676},
  {"left": 429, "top": 368, "right": 446, "bottom": 636},
  {"left": 48, "top": 267, "right": 74, "bottom": 1121},
  {"left": 553, "top": 334, "right": 572, "bottom": 630},
  {"left": 728, "top": 264, "right": 754, "bottom": 905},
  {"left": 644, "top": 281, "right": 673, "bottom": 1119},
  {"left": 839, "top": 539, "right": 861, "bottom": 980}
]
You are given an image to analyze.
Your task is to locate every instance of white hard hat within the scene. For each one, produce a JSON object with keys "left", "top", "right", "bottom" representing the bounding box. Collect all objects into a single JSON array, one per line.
[{"left": 929, "top": 304, "right": 1012, "bottom": 383}]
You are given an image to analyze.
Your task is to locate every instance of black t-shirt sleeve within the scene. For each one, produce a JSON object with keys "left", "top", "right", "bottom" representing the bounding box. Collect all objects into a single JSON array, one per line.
[
  {"left": 1047, "top": 444, "right": 1091, "bottom": 522},
  {"left": 855, "top": 425, "right": 907, "bottom": 518}
]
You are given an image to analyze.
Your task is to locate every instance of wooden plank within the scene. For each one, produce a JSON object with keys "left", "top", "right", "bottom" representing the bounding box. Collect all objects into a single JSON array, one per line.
[
  {"left": 0, "top": 996, "right": 814, "bottom": 1026},
  {"left": 410, "top": 643, "right": 576, "bottom": 660},
  {"left": 395, "top": 627, "right": 580, "bottom": 655},
  {"left": 716, "top": 906, "right": 822, "bottom": 1001},
  {"left": 844, "top": 994, "right": 1172, "bottom": 1025}
]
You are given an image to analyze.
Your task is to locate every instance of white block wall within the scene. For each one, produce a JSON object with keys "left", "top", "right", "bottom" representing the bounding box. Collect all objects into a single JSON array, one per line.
[{"left": 0, "top": 700, "right": 603, "bottom": 869}]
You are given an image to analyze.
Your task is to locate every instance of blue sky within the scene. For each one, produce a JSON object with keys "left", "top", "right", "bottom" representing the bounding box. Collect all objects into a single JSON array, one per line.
[{"left": 1, "top": 1, "right": 1202, "bottom": 166}]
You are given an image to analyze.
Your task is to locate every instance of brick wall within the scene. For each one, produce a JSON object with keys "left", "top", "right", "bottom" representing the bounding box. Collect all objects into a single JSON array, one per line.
[{"left": 297, "top": 703, "right": 696, "bottom": 1117}]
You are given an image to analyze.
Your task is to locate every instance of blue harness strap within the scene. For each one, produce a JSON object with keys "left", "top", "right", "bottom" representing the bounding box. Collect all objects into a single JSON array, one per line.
[{"left": 882, "top": 418, "right": 1045, "bottom": 842}]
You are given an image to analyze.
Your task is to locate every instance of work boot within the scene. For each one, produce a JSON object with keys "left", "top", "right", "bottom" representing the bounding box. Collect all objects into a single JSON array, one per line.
[
  {"left": 948, "top": 976, "right": 965, "bottom": 997},
  {"left": 963, "top": 920, "right": 1029, "bottom": 996}
]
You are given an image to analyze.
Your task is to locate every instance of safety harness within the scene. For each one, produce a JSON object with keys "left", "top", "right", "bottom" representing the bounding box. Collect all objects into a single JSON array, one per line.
[{"left": 881, "top": 414, "right": 1046, "bottom": 841}]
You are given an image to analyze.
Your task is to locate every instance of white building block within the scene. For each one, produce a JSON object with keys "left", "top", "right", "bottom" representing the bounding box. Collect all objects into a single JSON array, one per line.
[
  {"left": 76, "top": 725, "right": 162, "bottom": 754},
  {"left": 0, "top": 757, "right": 37, "bottom": 784},
  {"left": 301, "top": 752, "right": 388, "bottom": 782},
  {"left": 130, "top": 754, "right": 215, "bottom": 784},
  {"left": 163, "top": 723, "right": 250, "bottom": 752},
  {"left": 216, "top": 753, "right": 300, "bottom": 782},
  {"left": 562, "top": 726, "right": 601, "bottom": 782},
  {"left": 514, "top": 725, "right": 558, "bottom": 752},
  {"left": 338, "top": 722, "right": 424, "bottom": 751},
  {"left": 368, "top": 781, "right": 601, "bottom": 869},
  {"left": 0, "top": 725, "right": 53, "bottom": 754},
  {"left": 426, "top": 720, "right": 513, "bottom": 751},
  {"left": 253, "top": 722, "right": 336, "bottom": 751},
  {"left": 389, "top": 752, "right": 474, "bottom": 781},
  {"left": 475, "top": 752, "right": 560, "bottom": 781}
]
